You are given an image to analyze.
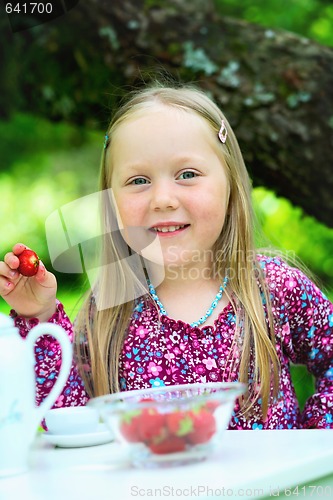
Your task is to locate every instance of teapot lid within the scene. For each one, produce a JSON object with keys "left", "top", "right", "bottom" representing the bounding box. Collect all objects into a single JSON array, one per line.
[{"left": 0, "top": 313, "right": 14, "bottom": 330}]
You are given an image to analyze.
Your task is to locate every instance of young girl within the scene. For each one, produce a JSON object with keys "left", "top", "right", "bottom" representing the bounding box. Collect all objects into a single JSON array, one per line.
[{"left": 1, "top": 83, "right": 332, "bottom": 429}]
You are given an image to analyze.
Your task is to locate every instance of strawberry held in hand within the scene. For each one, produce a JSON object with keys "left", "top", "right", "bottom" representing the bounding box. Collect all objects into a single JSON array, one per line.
[{"left": 17, "top": 249, "right": 40, "bottom": 277}]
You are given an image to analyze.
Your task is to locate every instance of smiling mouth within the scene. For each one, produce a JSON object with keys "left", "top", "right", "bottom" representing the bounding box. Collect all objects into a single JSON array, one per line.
[{"left": 151, "top": 224, "right": 189, "bottom": 233}]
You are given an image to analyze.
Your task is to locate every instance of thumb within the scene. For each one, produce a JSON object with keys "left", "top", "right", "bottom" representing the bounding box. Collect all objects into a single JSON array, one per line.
[{"left": 34, "top": 260, "right": 52, "bottom": 284}]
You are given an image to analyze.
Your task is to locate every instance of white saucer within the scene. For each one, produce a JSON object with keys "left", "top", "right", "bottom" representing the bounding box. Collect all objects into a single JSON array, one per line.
[{"left": 42, "top": 423, "right": 114, "bottom": 448}]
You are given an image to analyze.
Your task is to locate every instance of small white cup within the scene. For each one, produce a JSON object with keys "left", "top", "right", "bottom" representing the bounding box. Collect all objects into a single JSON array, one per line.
[{"left": 45, "top": 407, "right": 99, "bottom": 435}]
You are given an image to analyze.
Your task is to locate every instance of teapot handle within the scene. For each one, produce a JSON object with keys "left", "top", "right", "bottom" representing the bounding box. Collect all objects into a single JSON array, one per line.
[{"left": 25, "top": 323, "right": 73, "bottom": 424}]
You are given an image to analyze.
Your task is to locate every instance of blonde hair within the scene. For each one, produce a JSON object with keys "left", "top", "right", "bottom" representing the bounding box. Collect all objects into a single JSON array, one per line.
[{"left": 74, "top": 81, "right": 280, "bottom": 418}]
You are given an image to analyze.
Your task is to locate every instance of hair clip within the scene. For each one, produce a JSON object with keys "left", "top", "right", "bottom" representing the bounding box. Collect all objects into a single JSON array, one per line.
[
  {"left": 104, "top": 134, "right": 109, "bottom": 149},
  {"left": 218, "top": 120, "right": 227, "bottom": 144}
]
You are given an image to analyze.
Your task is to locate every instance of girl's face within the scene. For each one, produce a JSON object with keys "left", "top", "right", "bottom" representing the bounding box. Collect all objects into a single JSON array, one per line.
[{"left": 110, "top": 106, "right": 229, "bottom": 275}]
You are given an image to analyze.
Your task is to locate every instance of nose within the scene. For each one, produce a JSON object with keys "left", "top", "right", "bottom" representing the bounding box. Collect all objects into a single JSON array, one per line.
[{"left": 150, "top": 180, "right": 179, "bottom": 211}]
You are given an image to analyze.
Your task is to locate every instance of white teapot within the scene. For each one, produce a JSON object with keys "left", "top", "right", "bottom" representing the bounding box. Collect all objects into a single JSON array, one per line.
[{"left": 0, "top": 313, "right": 72, "bottom": 477}]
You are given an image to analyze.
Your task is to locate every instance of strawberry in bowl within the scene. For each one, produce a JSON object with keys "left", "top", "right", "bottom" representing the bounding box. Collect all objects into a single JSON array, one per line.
[{"left": 89, "top": 382, "right": 245, "bottom": 467}]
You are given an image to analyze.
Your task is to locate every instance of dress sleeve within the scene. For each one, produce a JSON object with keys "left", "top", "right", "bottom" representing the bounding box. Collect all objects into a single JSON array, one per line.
[
  {"left": 263, "top": 257, "right": 333, "bottom": 429},
  {"left": 10, "top": 300, "right": 89, "bottom": 413}
]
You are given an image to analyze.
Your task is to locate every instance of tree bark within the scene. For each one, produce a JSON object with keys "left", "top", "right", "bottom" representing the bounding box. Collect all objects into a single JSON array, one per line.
[{"left": 2, "top": 0, "right": 333, "bottom": 227}]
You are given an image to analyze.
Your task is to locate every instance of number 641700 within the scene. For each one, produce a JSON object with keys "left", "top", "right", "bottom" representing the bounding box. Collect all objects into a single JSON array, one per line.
[{"left": 5, "top": 3, "right": 53, "bottom": 14}]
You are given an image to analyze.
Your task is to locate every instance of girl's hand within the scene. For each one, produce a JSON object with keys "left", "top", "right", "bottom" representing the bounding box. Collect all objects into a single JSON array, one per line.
[{"left": 0, "top": 243, "right": 57, "bottom": 321}]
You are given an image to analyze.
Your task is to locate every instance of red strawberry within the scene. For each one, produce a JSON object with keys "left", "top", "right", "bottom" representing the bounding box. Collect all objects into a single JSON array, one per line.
[
  {"left": 17, "top": 249, "right": 40, "bottom": 277},
  {"left": 148, "top": 435, "right": 186, "bottom": 455},
  {"left": 119, "top": 410, "right": 142, "bottom": 442},
  {"left": 166, "top": 411, "right": 193, "bottom": 437},
  {"left": 138, "top": 408, "right": 166, "bottom": 442},
  {"left": 203, "top": 400, "right": 220, "bottom": 413},
  {"left": 187, "top": 409, "right": 216, "bottom": 445}
]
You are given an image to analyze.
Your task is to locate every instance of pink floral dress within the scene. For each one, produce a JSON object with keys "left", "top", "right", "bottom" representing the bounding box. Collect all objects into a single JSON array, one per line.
[{"left": 11, "top": 256, "right": 333, "bottom": 429}]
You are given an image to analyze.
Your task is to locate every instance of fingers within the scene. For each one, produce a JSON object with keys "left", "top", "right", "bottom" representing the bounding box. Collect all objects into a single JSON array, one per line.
[
  {"left": 0, "top": 251, "right": 21, "bottom": 296},
  {"left": 12, "top": 242, "right": 31, "bottom": 256},
  {"left": 0, "top": 279, "right": 15, "bottom": 296},
  {"left": 0, "top": 243, "right": 34, "bottom": 296},
  {"left": 0, "top": 244, "right": 57, "bottom": 318},
  {"left": 0, "top": 264, "right": 21, "bottom": 296},
  {"left": 0, "top": 258, "right": 20, "bottom": 280},
  {"left": 3, "top": 243, "right": 31, "bottom": 270},
  {"left": 4, "top": 252, "right": 20, "bottom": 271},
  {"left": 1, "top": 243, "right": 53, "bottom": 290}
]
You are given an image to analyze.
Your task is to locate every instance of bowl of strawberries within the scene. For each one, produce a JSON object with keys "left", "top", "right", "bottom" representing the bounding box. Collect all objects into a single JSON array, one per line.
[{"left": 89, "top": 382, "right": 246, "bottom": 467}]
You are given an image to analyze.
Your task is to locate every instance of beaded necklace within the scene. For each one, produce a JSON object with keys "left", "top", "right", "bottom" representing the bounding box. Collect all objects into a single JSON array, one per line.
[{"left": 147, "top": 275, "right": 229, "bottom": 328}]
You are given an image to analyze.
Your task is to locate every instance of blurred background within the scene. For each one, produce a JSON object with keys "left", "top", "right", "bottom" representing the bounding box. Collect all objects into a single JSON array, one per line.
[{"left": 1, "top": 0, "right": 333, "bottom": 407}]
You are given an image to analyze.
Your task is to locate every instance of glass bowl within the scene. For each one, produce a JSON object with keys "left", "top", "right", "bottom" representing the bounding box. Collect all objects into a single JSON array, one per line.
[{"left": 89, "top": 382, "right": 246, "bottom": 468}]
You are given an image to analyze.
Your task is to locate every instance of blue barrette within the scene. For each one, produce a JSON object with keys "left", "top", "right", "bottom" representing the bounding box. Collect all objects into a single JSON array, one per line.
[{"left": 104, "top": 134, "right": 109, "bottom": 149}]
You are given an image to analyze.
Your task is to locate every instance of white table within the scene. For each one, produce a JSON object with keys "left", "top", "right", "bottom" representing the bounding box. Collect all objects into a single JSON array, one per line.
[{"left": 0, "top": 430, "right": 332, "bottom": 500}]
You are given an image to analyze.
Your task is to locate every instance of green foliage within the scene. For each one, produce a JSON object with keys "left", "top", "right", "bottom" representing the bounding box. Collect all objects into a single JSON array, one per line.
[
  {"left": 253, "top": 188, "right": 333, "bottom": 296},
  {"left": 0, "top": 113, "right": 91, "bottom": 168},
  {"left": 0, "top": 113, "right": 101, "bottom": 287},
  {"left": 214, "top": 0, "right": 333, "bottom": 47},
  {"left": 183, "top": 42, "right": 218, "bottom": 75}
]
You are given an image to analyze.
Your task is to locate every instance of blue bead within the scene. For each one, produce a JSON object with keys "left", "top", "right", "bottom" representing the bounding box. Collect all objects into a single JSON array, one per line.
[{"left": 147, "top": 277, "right": 228, "bottom": 328}]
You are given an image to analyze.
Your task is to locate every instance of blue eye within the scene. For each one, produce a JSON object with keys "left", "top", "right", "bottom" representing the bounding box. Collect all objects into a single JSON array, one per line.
[
  {"left": 131, "top": 178, "right": 148, "bottom": 185},
  {"left": 179, "top": 171, "right": 197, "bottom": 180}
]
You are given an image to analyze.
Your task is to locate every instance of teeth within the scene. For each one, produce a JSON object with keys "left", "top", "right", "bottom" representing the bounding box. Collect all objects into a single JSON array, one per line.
[{"left": 153, "top": 225, "right": 185, "bottom": 233}]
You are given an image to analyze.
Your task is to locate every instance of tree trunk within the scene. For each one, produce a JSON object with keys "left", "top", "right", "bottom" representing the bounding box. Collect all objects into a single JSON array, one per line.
[{"left": 2, "top": 0, "right": 333, "bottom": 226}]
